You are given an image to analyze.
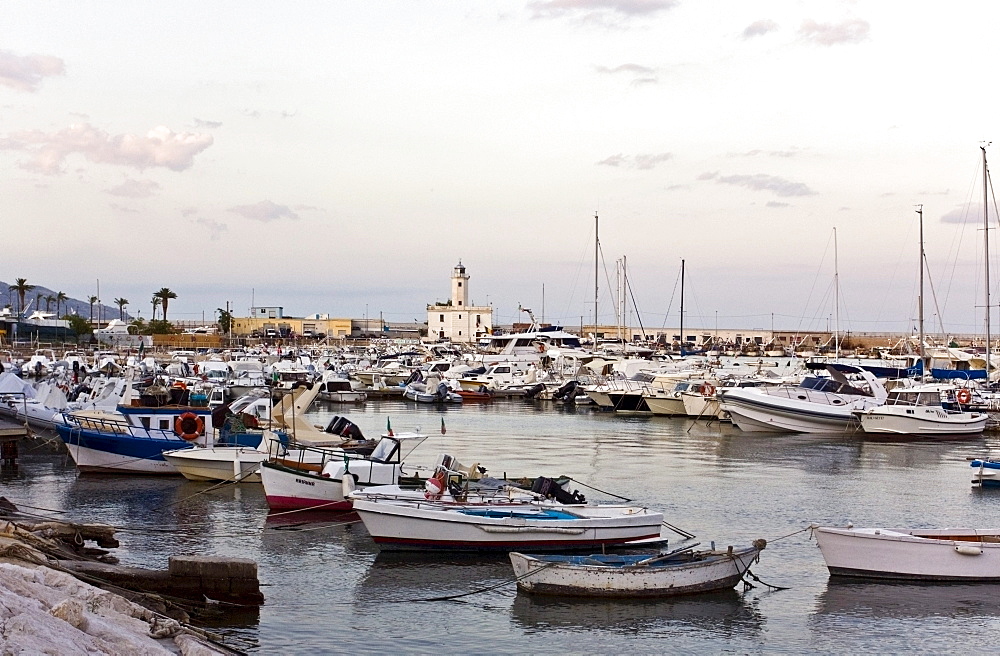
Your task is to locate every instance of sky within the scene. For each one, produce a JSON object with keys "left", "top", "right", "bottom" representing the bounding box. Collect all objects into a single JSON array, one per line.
[{"left": 3, "top": 1, "right": 1000, "bottom": 337}]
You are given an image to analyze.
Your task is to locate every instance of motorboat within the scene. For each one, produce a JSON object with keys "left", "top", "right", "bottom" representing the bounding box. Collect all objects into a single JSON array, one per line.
[
  {"left": 349, "top": 466, "right": 663, "bottom": 552},
  {"left": 970, "top": 458, "right": 1000, "bottom": 488},
  {"left": 317, "top": 371, "right": 367, "bottom": 403},
  {"left": 719, "top": 366, "right": 888, "bottom": 433},
  {"left": 856, "top": 384, "right": 987, "bottom": 435},
  {"left": 509, "top": 540, "right": 765, "bottom": 597},
  {"left": 813, "top": 526, "right": 1000, "bottom": 581},
  {"left": 403, "top": 376, "right": 462, "bottom": 404}
]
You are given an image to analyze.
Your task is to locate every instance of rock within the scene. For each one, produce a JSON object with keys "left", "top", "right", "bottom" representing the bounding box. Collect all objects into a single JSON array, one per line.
[{"left": 49, "top": 597, "right": 87, "bottom": 630}]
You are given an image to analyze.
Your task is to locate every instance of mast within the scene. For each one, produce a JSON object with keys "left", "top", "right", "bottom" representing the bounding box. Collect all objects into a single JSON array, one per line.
[
  {"left": 679, "top": 259, "right": 685, "bottom": 356},
  {"left": 833, "top": 227, "right": 840, "bottom": 359},
  {"left": 984, "top": 145, "right": 991, "bottom": 377},
  {"left": 594, "top": 212, "right": 599, "bottom": 337},
  {"left": 917, "top": 205, "right": 925, "bottom": 373}
]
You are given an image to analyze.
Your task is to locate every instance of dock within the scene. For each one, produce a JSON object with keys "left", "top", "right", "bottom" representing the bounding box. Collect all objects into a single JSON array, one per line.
[{"left": 0, "top": 417, "right": 29, "bottom": 466}]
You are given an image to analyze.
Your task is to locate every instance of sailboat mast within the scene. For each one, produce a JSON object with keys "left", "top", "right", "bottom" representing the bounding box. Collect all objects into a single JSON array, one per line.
[
  {"left": 984, "top": 145, "right": 991, "bottom": 377},
  {"left": 679, "top": 259, "right": 685, "bottom": 356},
  {"left": 917, "top": 205, "right": 925, "bottom": 371},
  {"left": 833, "top": 228, "right": 840, "bottom": 359},
  {"left": 594, "top": 212, "right": 599, "bottom": 337}
]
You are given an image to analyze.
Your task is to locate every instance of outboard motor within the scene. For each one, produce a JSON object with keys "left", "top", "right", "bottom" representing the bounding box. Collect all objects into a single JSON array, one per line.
[
  {"left": 531, "top": 476, "right": 586, "bottom": 504},
  {"left": 524, "top": 383, "right": 546, "bottom": 400},
  {"left": 435, "top": 382, "right": 450, "bottom": 401},
  {"left": 552, "top": 380, "right": 578, "bottom": 401}
]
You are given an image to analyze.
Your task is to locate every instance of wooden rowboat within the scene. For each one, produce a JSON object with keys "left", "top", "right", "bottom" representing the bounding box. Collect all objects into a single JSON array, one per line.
[{"left": 509, "top": 541, "right": 764, "bottom": 597}]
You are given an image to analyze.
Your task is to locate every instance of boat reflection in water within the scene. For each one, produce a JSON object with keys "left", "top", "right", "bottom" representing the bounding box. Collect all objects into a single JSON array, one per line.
[
  {"left": 510, "top": 589, "right": 765, "bottom": 638},
  {"left": 356, "top": 552, "right": 512, "bottom": 603},
  {"left": 813, "top": 580, "right": 1000, "bottom": 622}
]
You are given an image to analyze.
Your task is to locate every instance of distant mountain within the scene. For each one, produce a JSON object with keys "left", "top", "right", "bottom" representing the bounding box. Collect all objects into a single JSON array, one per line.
[{"left": 0, "top": 281, "right": 130, "bottom": 322}]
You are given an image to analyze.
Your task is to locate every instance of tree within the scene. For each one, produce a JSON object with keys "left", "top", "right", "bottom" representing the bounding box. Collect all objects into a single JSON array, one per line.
[
  {"left": 55, "top": 291, "right": 67, "bottom": 318},
  {"left": 151, "top": 297, "right": 161, "bottom": 321},
  {"left": 217, "top": 308, "right": 233, "bottom": 334},
  {"left": 153, "top": 288, "right": 177, "bottom": 322},
  {"left": 8, "top": 278, "right": 35, "bottom": 315},
  {"left": 44, "top": 295, "right": 55, "bottom": 312},
  {"left": 115, "top": 297, "right": 129, "bottom": 321},
  {"left": 65, "top": 314, "right": 92, "bottom": 340},
  {"left": 34, "top": 292, "right": 43, "bottom": 313},
  {"left": 88, "top": 295, "right": 98, "bottom": 322}
]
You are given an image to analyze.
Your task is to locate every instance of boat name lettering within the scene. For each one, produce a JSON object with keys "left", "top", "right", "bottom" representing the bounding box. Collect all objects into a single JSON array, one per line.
[{"left": 295, "top": 478, "right": 315, "bottom": 486}]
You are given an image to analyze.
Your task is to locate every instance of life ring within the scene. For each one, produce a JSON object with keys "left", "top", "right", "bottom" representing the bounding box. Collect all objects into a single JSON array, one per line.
[
  {"left": 702, "top": 383, "right": 716, "bottom": 396},
  {"left": 172, "top": 380, "right": 187, "bottom": 390},
  {"left": 174, "top": 412, "right": 204, "bottom": 441},
  {"left": 957, "top": 388, "right": 972, "bottom": 405}
]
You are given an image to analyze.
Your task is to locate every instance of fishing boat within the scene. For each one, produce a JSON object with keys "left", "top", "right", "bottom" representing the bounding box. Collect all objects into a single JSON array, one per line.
[
  {"left": 813, "top": 526, "right": 1000, "bottom": 581},
  {"left": 349, "top": 467, "right": 663, "bottom": 552},
  {"left": 509, "top": 540, "right": 765, "bottom": 597},
  {"left": 856, "top": 384, "right": 987, "bottom": 436}
]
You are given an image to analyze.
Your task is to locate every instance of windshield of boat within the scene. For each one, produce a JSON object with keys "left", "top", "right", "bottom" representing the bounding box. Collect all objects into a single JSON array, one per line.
[
  {"left": 800, "top": 376, "right": 871, "bottom": 396},
  {"left": 369, "top": 438, "right": 399, "bottom": 463}
]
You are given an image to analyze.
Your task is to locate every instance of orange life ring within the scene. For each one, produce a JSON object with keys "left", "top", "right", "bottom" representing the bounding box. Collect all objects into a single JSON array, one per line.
[
  {"left": 957, "top": 388, "right": 972, "bottom": 405},
  {"left": 702, "top": 383, "right": 716, "bottom": 396},
  {"left": 174, "top": 412, "right": 204, "bottom": 441}
]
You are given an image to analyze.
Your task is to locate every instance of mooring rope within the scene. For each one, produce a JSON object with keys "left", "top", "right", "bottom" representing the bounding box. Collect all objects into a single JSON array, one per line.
[
  {"left": 564, "top": 476, "right": 632, "bottom": 502},
  {"left": 392, "top": 561, "right": 559, "bottom": 603}
]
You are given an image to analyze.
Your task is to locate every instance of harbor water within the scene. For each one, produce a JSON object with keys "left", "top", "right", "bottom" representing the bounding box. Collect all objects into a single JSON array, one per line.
[{"left": 6, "top": 398, "right": 1000, "bottom": 654}]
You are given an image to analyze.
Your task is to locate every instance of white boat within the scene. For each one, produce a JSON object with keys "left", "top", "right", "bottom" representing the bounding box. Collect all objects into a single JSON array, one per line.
[
  {"left": 94, "top": 319, "right": 153, "bottom": 349},
  {"left": 403, "top": 377, "right": 462, "bottom": 404},
  {"left": 719, "top": 366, "right": 887, "bottom": 433},
  {"left": 856, "top": 384, "right": 987, "bottom": 435},
  {"left": 349, "top": 469, "right": 663, "bottom": 552},
  {"left": 162, "top": 439, "right": 274, "bottom": 482},
  {"left": 317, "top": 372, "right": 367, "bottom": 403},
  {"left": 813, "top": 526, "right": 1000, "bottom": 581},
  {"left": 509, "top": 541, "right": 764, "bottom": 597}
]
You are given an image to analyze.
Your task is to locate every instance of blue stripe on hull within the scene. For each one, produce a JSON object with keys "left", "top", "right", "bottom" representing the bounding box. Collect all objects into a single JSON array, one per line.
[{"left": 56, "top": 425, "right": 192, "bottom": 462}]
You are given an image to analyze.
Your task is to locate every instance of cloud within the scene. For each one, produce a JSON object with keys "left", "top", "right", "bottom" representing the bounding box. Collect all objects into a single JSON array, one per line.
[
  {"left": 712, "top": 173, "right": 816, "bottom": 197},
  {"left": 595, "top": 63, "right": 656, "bottom": 75},
  {"left": 106, "top": 178, "right": 161, "bottom": 198},
  {"left": 766, "top": 201, "right": 790, "bottom": 208},
  {"left": 0, "top": 49, "right": 65, "bottom": 92},
  {"left": 180, "top": 206, "right": 198, "bottom": 217},
  {"left": 799, "top": 19, "right": 870, "bottom": 46},
  {"left": 940, "top": 204, "right": 998, "bottom": 224},
  {"left": 193, "top": 118, "right": 222, "bottom": 129},
  {"left": 697, "top": 171, "right": 718, "bottom": 180},
  {"left": 109, "top": 203, "right": 139, "bottom": 213},
  {"left": 529, "top": 0, "right": 677, "bottom": 22},
  {"left": 228, "top": 200, "right": 299, "bottom": 222},
  {"left": 742, "top": 19, "right": 778, "bottom": 39},
  {"left": 0, "top": 123, "right": 213, "bottom": 174},
  {"left": 598, "top": 152, "right": 672, "bottom": 170},
  {"left": 729, "top": 148, "right": 802, "bottom": 158},
  {"left": 194, "top": 217, "right": 228, "bottom": 240}
]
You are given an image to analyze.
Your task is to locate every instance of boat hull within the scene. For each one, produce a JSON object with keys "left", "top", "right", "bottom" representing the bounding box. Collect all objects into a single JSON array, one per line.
[
  {"left": 719, "top": 391, "right": 859, "bottom": 433},
  {"left": 162, "top": 446, "right": 267, "bottom": 482},
  {"left": 509, "top": 547, "right": 760, "bottom": 597},
  {"left": 353, "top": 499, "right": 663, "bottom": 552},
  {"left": 260, "top": 461, "right": 353, "bottom": 511},
  {"left": 814, "top": 527, "right": 1000, "bottom": 581},
  {"left": 858, "top": 407, "right": 986, "bottom": 435}
]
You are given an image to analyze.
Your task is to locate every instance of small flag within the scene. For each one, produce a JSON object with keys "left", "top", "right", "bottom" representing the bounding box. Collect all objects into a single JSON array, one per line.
[
  {"left": 387, "top": 417, "right": 394, "bottom": 437},
  {"left": 440, "top": 417, "right": 446, "bottom": 435}
]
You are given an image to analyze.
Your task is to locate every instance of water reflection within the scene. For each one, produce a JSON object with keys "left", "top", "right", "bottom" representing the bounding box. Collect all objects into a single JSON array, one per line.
[
  {"left": 813, "top": 579, "right": 1000, "bottom": 621},
  {"left": 356, "top": 552, "right": 512, "bottom": 604},
  {"left": 510, "top": 589, "right": 765, "bottom": 638}
]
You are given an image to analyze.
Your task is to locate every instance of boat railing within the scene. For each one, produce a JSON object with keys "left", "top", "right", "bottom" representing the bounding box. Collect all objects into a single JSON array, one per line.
[{"left": 63, "top": 412, "right": 181, "bottom": 440}]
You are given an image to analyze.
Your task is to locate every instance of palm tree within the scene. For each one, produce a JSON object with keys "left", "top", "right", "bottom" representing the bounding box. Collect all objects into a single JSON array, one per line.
[
  {"left": 115, "top": 298, "right": 129, "bottom": 321},
  {"left": 8, "top": 278, "right": 35, "bottom": 315},
  {"left": 44, "top": 295, "right": 55, "bottom": 312},
  {"left": 151, "top": 297, "right": 161, "bottom": 321},
  {"left": 55, "top": 291, "right": 67, "bottom": 318},
  {"left": 88, "top": 295, "right": 98, "bottom": 323},
  {"left": 153, "top": 288, "right": 177, "bottom": 322}
]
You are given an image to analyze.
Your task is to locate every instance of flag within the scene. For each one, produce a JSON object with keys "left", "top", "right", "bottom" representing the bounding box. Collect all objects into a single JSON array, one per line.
[
  {"left": 440, "top": 417, "right": 446, "bottom": 435},
  {"left": 138, "top": 340, "right": 145, "bottom": 357},
  {"left": 387, "top": 417, "right": 393, "bottom": 437}
]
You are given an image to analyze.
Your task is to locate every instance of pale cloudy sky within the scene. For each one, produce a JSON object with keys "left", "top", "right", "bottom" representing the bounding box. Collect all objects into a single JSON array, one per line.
[{"left": 2, "top": 1, "right": 998, "bottom": 336}]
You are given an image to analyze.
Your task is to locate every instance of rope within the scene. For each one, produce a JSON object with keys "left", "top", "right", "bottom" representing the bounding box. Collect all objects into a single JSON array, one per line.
[
  {"left": 743, "top": 568, "right": 790, "bottom": 592},
  {"left": 564, "top": 477, "right": 631, "bottom": 502},
  {"left": 768, "top": 525, "right": 815, "bottom": 543},
  {"left": 148, "top": 466, "right": 262, "bottom": 512},
  {"left": 392, "top": 561, "right": 559, "bottom": 603}
]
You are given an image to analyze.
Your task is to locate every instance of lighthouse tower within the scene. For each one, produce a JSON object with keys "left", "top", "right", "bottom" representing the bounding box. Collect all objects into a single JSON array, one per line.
[{"left": 426, "top": 261, "right": 493, "bottom": 343}]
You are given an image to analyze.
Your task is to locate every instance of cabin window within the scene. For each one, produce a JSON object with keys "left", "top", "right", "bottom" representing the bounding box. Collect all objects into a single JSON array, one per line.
[
  {"left": 140, "top": 417, "right": 150, "bottom": 429},
  {"left": 160, "top": 419, "right": 170, "bottom": 430}
]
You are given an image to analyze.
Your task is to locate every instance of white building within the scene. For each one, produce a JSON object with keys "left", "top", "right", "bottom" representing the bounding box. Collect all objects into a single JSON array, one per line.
[{"left": 426, "top": 261, "right": 492, "bottom": 343}]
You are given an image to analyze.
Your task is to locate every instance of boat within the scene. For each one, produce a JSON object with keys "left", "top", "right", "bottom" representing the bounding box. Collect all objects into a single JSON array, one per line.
[
  {"left": 718, "top": 365, "right": 887, "bottom": 433},
  {"left": 970, "top": 458, "right": 1000, "bottom": 487},
  {"left": 317, "top": 372, "right": 367, "bottom": 403},
  {"left": 349, "top": 466, "right": 664, "bottom": 552},
  {"left": 403, "top": 377, "right": 462, "bottom": 404},
  {"left": 856, "top": 384, "right": 987, "bottom": 435},
  {"left": 813, "top": 526, "right": 1000, "bottom": 581},
  {"left": 509, "top": 540, "right": 765, "bottom": 597}
]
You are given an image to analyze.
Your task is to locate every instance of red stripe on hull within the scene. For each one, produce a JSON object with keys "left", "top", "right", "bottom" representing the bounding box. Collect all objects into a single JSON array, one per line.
[{"left": 265, "top": 495, "right": 353, "bottom": 511}]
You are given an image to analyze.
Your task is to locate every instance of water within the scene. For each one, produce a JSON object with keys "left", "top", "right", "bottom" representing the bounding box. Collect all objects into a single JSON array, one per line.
[{"left": 6, "top": 399, "right": 1000, "bottom": 654}]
